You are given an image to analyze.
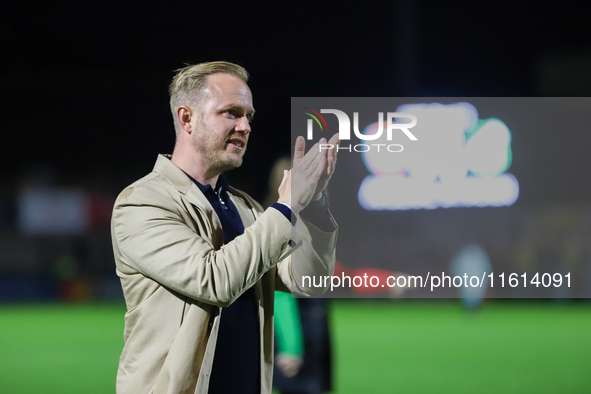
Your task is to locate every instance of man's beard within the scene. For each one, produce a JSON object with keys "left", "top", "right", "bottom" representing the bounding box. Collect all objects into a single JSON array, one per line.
[{"left": 192, "top": 121, "right": 245, "bottom": 173}]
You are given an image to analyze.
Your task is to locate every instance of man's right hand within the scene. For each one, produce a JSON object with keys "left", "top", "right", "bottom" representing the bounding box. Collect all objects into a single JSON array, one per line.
[{"left": 277, "top": 136, "right": 330, "bottom": 215}]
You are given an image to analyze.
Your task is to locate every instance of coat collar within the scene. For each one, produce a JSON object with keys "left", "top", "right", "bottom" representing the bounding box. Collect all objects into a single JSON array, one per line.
[
  {"left": 152, "top": 154, "right": 258, "bottom": 226},
  {"left": 153, "top": 154, "right": 213, "bottom": 209},
  {"left": 153, "top": 154, "right": 194, "bottom": 194},
  {"left": 152, "top": 155, "right": 258, "bottom": 224}
]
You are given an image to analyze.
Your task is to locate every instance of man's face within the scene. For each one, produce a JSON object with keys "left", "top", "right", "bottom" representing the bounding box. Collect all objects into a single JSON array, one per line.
[{"left": 190, "top": 73, "right": 254, "bottom": 173}]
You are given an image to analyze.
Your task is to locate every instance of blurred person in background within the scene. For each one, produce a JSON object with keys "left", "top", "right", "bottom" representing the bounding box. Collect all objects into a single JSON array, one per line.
[
  {"left": 450, "top": 243, "right": 492, "bottom": 309},
  {"left": 267, "top": 157, "right": 332, "bottom": 394},
  {"left": 110, "top": 61, "right": 339, "bottom": 394}
]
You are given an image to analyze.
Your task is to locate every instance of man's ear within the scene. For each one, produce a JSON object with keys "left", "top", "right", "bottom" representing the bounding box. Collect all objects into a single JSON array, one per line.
[{"left": 177, "top": 105, "right": 193, "bottom": 134}]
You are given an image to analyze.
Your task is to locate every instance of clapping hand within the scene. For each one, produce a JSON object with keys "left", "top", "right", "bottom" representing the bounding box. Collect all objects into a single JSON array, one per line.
[{"left": 277, "top": 133, "right": 339, "bottom": 214}]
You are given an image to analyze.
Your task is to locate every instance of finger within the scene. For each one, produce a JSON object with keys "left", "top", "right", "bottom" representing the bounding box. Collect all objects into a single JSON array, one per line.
[
  {"left": 328, "top": 133, "right": 340, "bottom": 173},
  {"left": 278, "top": 169, "right": 290, "bottom": 191},
  {"left": 302, "top": 146, "right": 325, "bottom": 187},
  {"left": 326, "top": 154, "right": 335, "bottom": 177},
  {"left": 299, "top": 138, "right": 326, "bottom": 171},
  {"left": 293, "top": 136, "right": 305, "bottom": 163},
  {"left": 310, "top": 140, "right": 327, "bottom": 168},
  {"left": 328, "top": 132, "right": 340, "bottom": 147},
  {"left": 320, "top": 136, "right": 331, "bottom": 157},
  {"left": 311, "top": 150, "right": 327, "bottom": 181}
]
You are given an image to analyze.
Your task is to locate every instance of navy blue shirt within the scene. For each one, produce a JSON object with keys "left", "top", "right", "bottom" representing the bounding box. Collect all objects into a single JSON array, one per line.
[{"left": 187, "top": 174, "right": 259, "bottom": 394}]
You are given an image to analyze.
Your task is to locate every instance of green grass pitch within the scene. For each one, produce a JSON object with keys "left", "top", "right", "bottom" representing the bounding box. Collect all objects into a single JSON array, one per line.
[{"left": 0, "top": 300, "right": 589, "bottom": 393}]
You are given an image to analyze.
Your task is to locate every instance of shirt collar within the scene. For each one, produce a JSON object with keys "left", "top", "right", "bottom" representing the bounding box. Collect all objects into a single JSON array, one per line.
[{"left": 186, "top": 172, "right": 231, "bottom": 196}]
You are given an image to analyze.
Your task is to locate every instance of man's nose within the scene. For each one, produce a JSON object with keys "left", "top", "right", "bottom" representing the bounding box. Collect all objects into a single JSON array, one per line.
[{"left": 235, "top": 116, "right": 251, "bottom": 134}]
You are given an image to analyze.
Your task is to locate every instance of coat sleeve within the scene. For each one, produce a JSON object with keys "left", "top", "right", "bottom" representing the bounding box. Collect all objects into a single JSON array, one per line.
[
  {"left": 274, "top": 213, "right": 338, "bottom": 297},
  {"left": 112, "top": 183, "right": 298, "bottom": 307},
  {"left": 230, "top": 189, "right": 339, "bottom": 297}
]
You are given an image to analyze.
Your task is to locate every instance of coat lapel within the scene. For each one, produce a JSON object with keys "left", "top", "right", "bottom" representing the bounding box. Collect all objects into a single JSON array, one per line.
[
  {"left": 186, "top": 184, "right": 225, "bottom": 249},
  {"left": 152, "top": 154, "right": 224, "bottom": 247}
]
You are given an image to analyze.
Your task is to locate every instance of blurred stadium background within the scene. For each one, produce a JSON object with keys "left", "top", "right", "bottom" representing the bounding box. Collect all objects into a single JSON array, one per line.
[{"left": 2, "top": 1, "right": 591, "bottom": 393}]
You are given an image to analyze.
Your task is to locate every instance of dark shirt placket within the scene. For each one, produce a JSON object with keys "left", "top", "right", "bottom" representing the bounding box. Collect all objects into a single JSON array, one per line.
[{"left": 189, "top": 174, "right": 260, "bottom": 394}]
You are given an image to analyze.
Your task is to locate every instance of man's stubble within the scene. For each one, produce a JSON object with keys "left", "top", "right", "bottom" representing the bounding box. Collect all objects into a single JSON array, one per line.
[{"left": 191, "top": 116, "right": 246, "bottom": 174}]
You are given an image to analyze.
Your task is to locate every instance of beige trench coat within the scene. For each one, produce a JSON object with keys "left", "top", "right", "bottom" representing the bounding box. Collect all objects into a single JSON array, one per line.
[{"left": 111, "top": 155, "right": 338, "bottom": 393}]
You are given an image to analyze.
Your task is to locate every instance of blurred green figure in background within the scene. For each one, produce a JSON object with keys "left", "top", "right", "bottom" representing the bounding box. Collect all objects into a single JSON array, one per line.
[{"left": 266, "top": 157, "right": 333, "bottom": 394}]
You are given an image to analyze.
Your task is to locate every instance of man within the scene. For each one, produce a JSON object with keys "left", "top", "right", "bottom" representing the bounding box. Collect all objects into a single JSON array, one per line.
[{"left": 111, "top": 61, "right": 339, "bottom": 393}]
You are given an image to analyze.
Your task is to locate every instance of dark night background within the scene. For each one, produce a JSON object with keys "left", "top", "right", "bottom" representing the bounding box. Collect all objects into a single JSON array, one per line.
[
  {"left": 1, "top": 2, "right": 591, "bottom": 393},
  {"left": 2, "top": 0, "right": 591, "bottom": 300},
  {"left": 3, "top": 1, "right": 591, "bottom": 203}
]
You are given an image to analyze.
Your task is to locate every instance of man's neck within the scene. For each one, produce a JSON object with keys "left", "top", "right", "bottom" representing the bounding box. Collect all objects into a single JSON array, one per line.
[{"left": 171, "top": 151, "right": 220, "bottom": 188}]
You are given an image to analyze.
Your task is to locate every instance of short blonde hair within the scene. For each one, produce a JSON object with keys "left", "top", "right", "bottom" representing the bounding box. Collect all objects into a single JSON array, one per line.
[{"left": 169, "top": 61, "right": 250, "bottom": 134}]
